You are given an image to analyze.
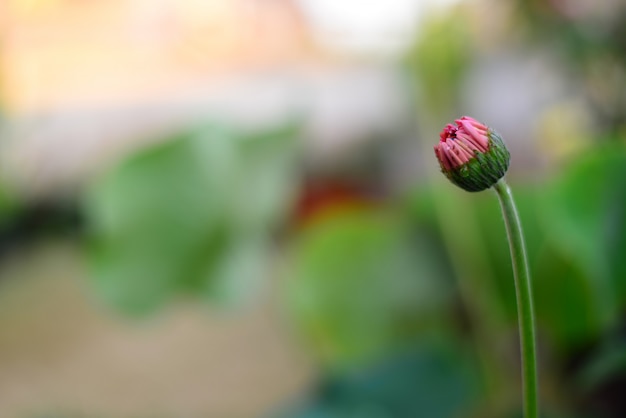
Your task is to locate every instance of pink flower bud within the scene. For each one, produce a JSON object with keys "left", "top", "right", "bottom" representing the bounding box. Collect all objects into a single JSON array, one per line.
[{"left": 434, "top": 116, "right": 510, "bottom": 192}]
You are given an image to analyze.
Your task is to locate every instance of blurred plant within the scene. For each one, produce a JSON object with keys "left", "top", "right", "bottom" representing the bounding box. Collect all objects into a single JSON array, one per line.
[
  {"left": 400, "top": 3, "right": 626, "bottom": 415},
  {"left": 404, "top": 9, "right": 515, "bottom": 415},
  {"left": 83, "top": 122, "right": 300, "bottom": 314},
  {"left": 404, "top": 7, "right": 473, "bottom": 116},
  {"left": 282, "top": 184, "right": 483, "bottom": 417},
  {"left": 286, "top": 206, "right": 451, "bottom": 367},
  {"left": 279, "top": 341, "right": 478, "bottom": 418},
  {"left": 434, "top": 116, "right": 538, "bottom": 418}
]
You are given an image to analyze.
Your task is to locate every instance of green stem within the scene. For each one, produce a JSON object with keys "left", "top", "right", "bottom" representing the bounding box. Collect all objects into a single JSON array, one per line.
[{"left": 493, "top": 180, "right": 538, "bottom": 418}]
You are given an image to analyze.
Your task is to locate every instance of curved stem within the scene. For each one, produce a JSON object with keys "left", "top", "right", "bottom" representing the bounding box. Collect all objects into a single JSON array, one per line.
[{"left": 493, "top": 180, "right": 538, "bottom": 418}]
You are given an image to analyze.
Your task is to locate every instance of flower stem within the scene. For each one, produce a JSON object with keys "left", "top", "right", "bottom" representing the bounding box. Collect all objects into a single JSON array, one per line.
[{"left": 493, "top": 180, "right": 538, "bottom": 418}]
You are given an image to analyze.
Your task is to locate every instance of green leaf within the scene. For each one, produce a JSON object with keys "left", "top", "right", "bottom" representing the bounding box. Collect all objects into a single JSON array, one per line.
[
  {"left": 472, "top": 185, "right": 601, "bottom": 348},
  {"left": 84, "top": 122, "right": 299, "bottom": 314},
  {"left": 541, "top": 146, "right": 626, "bottom": 328},
  {"left": 286, "top": 208, "right": 452, "bottom": 368},
  {"left": 279, "top": 341, "right": 479, "bottom": 418},
  {"left": 533, "top": 247, "right": 600, "bottom": 348}
]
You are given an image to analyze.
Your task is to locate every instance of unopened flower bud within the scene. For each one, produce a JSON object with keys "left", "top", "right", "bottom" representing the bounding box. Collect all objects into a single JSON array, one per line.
[{"left": 434, "top": 116, "right": 510, "bottom": 192}]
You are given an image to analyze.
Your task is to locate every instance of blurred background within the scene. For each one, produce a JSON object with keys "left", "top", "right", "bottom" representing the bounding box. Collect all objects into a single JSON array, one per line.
[{"left": 0, "top": 0, "right": 625, "bottom": 417}]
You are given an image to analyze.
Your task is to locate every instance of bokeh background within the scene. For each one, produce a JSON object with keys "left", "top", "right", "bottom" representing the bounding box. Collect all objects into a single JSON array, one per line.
[{"left": 0, "top": 0, "right": 626, "bottom": 417}]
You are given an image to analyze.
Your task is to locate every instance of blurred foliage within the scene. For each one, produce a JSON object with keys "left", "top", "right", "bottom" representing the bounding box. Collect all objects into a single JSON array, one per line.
[
  {"left": 1, "top": 1, "right": 626, "bottom": 416},
  {"left": 84, "top": 122, "right": 300, "bottom": 314},
  {"left": 396, "top": 1, "right": 626, "bottom": 415},
  {"left": 542, "top": 146, "right": 626, "bottom": 308},
  {"left": 286, "top": 207, "right": 453, "bottom": 368},
  {"left": 404, "top": 8, "right": 473, "bottom": 116},
  {"left": 400, "top": 141, "right": 626, "bottom": 417},
  {"left": 0, "top": 182, "right": 19, "bottom": 227},
  {"left": 279, "top": 342, "right": 479, "bottom": 418}
]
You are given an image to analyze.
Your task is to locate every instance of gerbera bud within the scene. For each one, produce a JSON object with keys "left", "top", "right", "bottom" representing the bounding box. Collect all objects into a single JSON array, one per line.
[{"left": 434, "top": 116, "right": 510, "bottom": 192}]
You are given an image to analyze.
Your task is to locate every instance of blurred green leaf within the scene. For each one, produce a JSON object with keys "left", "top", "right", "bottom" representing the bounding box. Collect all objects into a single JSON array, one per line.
[
  {"left": 286, "top": 208, "right": 452, "bottom": 368},
  {"left": 407, "top": 173, "right": 618, "bottom": 376},
  {"left": 408, "top": 180, "right": 598, "bottom": 352},
  {"left": 533, "top": 246, "right": 600, "bottom": 349},
  {"left": 473, "top": 185, "right": 603, "bottom": 349},
  {"left": 84, "top": 122, "right": 299, "bottom": 314},
  {"left": 0, "top": 180, "right": 19, "bottom": 226},
  {"left": 541, "top": 146, "right": 626, "bottom": 329},
  {"left": 279, "top": 342, "right": 479, "bottom": 418}
]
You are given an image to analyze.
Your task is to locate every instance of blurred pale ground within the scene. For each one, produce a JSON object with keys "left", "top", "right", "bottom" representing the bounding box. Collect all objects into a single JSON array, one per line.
[
  {"left": 0, "top": 241, "right": 312, "bottom": 417},
  {"left": 0, "top": 0, "right": 625, "bottom": 417}
]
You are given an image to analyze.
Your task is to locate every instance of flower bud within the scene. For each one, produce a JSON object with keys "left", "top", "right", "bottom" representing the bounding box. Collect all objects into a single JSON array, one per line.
[{"left": 434, "top": 116, "right": 510, "bottom": 192}]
